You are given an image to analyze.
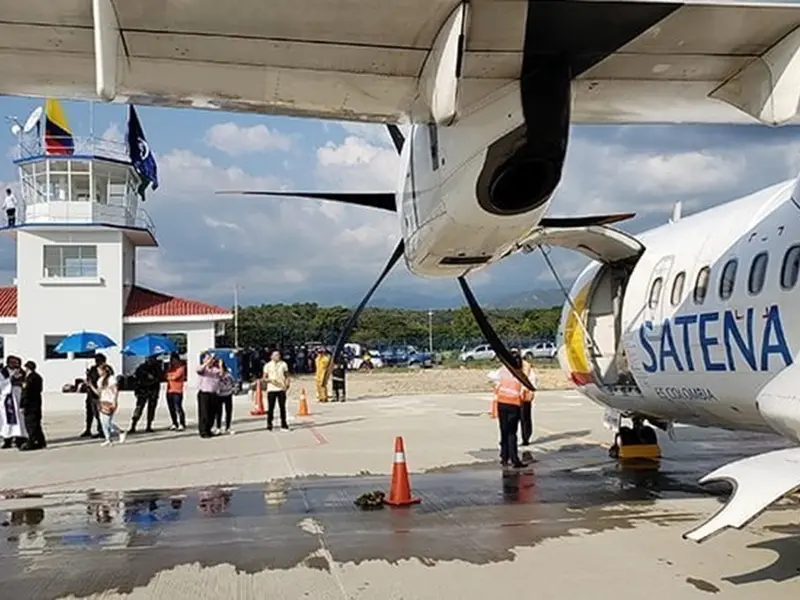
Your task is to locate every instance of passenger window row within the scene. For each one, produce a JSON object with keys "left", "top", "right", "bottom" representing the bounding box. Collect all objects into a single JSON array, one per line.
[{"left": 647, "top": 244, "right": 800, "bottom": 309}]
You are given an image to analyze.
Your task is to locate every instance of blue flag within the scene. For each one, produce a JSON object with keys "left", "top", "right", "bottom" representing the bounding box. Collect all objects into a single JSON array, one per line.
[{"left": 126, "top": 105, "right": 159, "bottom": 200}]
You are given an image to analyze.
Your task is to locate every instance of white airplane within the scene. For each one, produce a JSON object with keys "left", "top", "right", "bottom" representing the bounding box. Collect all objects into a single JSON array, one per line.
[
  {"left": 552, "top": 176, "right": 800, "bottom": 543},
  {"left": 9, "top": 0, "right": 800, "bottom": 385}
]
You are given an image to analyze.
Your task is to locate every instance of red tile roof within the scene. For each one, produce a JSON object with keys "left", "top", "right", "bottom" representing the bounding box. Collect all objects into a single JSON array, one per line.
[
  {"left": 0, "top": 285, "right": 229, "bottom": 319},
  {"left": 0, "top": 286, "right": 16, "bottom": 317},
  {"left": 124, "top": 286, "right": 231, "bottom": 318}
]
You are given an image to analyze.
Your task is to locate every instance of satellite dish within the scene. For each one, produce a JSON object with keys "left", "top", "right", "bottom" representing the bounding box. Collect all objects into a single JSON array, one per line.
[{"left": 22, "top": 106, "right": 42, "bottom": 134}]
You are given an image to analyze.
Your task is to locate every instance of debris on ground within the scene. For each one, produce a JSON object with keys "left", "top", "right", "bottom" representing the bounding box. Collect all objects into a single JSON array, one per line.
[{"left": 354, "top": 490, "right": 386, "bottom": 510}]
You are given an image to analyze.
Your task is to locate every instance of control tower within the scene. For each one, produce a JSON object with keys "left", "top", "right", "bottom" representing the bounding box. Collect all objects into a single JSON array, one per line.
[
  {"left": 0, "top": 100, "right": 230, "bottom": 392},
  {"left": 6, "top": 100, "right": 158, "bottom": 386}
]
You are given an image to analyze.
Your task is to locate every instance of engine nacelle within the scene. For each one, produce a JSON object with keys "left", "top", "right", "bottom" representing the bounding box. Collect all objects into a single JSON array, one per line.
[{"left": 400, "top": 62, "right": 571, "bottom": 278}]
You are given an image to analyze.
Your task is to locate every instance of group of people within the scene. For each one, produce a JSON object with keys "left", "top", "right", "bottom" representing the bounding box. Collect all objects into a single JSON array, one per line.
[
  {"left": 77, "top": 346, "right": 342, "bottom": 444},
  {"left": 194, "top": 351, "right": 239, "bottom": 438},
  {"left": 81, "top": 353, "right": 195, "bottom": 446},
  {"left": 493, "top": 349, "right": 537, "bottom": 469},
  {"left": 0, "top": 355, "right": 45, "bottom": 451}
]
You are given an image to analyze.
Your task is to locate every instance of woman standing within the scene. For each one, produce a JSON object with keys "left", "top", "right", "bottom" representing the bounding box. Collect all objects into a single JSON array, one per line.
[
  {"left": 196, "top": 353, "right": 220, "bottom": 438},
  {"left": 214, "top": 360, "right": 235, "bottom": 435},
  {"left": 90, "top": 364, "right": 126, "bottom": 447},
  {"left": 165, "top": 353, "right": 187, "bottom": 431}
]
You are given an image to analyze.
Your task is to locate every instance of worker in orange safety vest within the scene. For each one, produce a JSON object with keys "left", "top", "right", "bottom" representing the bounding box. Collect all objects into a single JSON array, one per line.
[{"left": 495, "top": 353, "right": 528, "bottom": 469}]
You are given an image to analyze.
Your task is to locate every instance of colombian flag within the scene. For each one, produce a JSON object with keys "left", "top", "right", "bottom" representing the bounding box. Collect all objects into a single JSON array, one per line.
[{"left": 44, "top": 98, "right": 74, "bottom": 156}]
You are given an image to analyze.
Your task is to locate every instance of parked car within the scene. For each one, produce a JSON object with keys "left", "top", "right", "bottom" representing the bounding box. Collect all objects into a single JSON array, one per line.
[
  {"left": 459, "top": 344, "right": 496, "bottom": 362},
  {"left": 380, "top": 345, "right": 434, "bottom": 368},
  {"left": 521, "top": 341, "right": 557, "bottom": 360},
  {"left": 407, "top": 346, "right": 434, "bottom": 368}
]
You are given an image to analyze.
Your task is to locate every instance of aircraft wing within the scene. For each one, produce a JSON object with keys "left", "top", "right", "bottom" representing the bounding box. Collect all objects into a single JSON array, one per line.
[
  {"left": 4, "top": 0, "right": 800, "bottom": 124},
  {"left": 684, "top": 447, "right": 800, "bottom": 542}
]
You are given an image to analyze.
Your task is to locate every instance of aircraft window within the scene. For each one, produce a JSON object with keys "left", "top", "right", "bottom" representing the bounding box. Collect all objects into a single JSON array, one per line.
[
  {"left": 648, "top": 277, "right": 663, "bottom": 309},
  {"left": 748, "top": 252, "right": 768, "bottom": 295},
  {"left": 719, "top": 259, "right": 738, "bottom": 300},
  {"left": 780, "top": 244, "right": 800, "bottom": 290},
  {"left": 693, "top": 266, "right": 710, "bottom": 305},
  {"left": 670, "top": 271, "right": 685, "bottom": 306}
]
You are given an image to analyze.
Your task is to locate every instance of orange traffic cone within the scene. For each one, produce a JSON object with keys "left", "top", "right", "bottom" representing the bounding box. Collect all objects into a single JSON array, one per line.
[
  {"left": 250, "top": 380, "right": 265, "bottom": 416},
  {"left": 297, "top": 387, "right": 310, "bottom": 417},
  {"left": 384, "top": 436, "right": 421, "bottom": 507}
]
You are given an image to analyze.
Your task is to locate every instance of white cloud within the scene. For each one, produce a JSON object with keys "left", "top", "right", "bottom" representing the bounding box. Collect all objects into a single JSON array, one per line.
[
  {"left": 202, "top": 215, "right": 242, "bottom": 232},
  {"left": 135, "top": 249, "right": 186, "bottom": 289},
  {"left": 101, "top": 122, "right": 123, "bottom": 144},
  {"left": 316, "top": 135, "right": 399, "bottom": 191},
  {"left": 204, "top": 122, "right": 293, "bottom": 156},
  {"left": 158, "top": 148, "right": 286, "bottom": 198},
  {"left": 617, "top": 151, "right": 743, "bottom": 195},
  {"left": 338, "top": 123, "right": 394, "bottom": 148}
]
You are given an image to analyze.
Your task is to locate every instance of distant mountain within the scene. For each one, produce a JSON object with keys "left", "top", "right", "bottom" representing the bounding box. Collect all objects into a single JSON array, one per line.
[
  {"left": 236, "top": 281, "right": 563, "bottom": 311},
  {"left": 486, "top": 288, "right": 564, "bottom": 309}
]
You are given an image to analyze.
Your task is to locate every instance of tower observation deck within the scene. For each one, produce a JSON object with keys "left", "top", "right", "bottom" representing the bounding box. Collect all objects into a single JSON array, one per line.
[{"left": 7, "top": 102, "right": 156, "bottom": 247}]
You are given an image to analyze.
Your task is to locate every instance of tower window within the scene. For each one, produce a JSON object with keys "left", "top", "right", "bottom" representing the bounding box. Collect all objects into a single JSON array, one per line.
[{"left": 43, "top": 245, "right": 98, "bottom": 278}]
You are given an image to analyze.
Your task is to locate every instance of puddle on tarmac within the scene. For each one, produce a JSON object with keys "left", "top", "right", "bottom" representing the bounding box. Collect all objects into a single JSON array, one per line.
[{"left": 0, "top": 428, "right": 791, "bottom": 598}]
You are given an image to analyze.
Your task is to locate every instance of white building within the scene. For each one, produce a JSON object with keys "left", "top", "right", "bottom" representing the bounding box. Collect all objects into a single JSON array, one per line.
[{"left": 0, "top": 124, "right": 232, "bottom": 391}]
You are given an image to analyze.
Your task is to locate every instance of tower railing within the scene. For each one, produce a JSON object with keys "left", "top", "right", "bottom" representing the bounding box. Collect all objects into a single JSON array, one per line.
[
  {"left": 14, "top": 135, "right": 130, "bottom": 163},
  {"left": 3, "top": 199, "right": 156, "bottom": 238}
]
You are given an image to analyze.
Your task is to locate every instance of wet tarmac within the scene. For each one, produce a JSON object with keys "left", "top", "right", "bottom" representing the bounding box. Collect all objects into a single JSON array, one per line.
[{"left": 0, "top": 425, "right": 795, "bottom": 599}]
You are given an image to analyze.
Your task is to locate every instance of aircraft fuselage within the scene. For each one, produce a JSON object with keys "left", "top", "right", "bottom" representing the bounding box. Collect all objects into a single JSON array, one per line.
[{"left": 557, "top": 179, "right": 800, "bottom": 443}]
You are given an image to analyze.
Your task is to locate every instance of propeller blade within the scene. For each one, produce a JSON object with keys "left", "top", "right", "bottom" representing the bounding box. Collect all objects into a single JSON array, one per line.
[
  {"left": 538, "top": 212, "right": 636, "bottom": 228},
  {"left": 216, "top": 190, "right": 396, "bottom": 212},
  {"left": 457, "top": 276, "right": 535, "bottom": 392},
  {"left": 387, "top": 124, "right": 405, "bottom": 154},
  {"left": 324, "top": 239, "right": 406, "bottom": 386}
]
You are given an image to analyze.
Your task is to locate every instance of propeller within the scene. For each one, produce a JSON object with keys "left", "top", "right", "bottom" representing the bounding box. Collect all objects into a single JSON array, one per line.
[
  {"left": 316, "top": 122, "right": 533, "bottom": 391},
  {"left": 216, "top": 121, "right": 567, "bottom": 392},
  {"left": 387, "top": 124, "right": 405, "bottom": 153},
  {"left": 538, "top": 212, "right": 635, "bottom": 228},
  {"left": 458, "top": 276, "right": 535, "bottom": 391},
  {"left": 215, "top": 190, "right": 396, "bottom": 212},
  {"left": 322, "top": 239, "right": 405, "bottom": 386}
]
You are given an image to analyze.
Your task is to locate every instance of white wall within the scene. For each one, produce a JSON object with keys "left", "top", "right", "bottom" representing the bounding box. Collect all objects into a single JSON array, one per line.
[
  {"left": 13, "top": 229, "right": 126, "bottom": 391},
  {"left": 123, "top": 320, "right": 218, "bottom": 386}
]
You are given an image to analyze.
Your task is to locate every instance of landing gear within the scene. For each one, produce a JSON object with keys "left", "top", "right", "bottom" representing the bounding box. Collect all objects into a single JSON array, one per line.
[{"left": 608, "top": 416, "right": 661, "bottom": 460}]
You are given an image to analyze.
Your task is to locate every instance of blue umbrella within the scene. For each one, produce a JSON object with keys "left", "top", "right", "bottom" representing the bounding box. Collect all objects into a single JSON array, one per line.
[
  {"left": 55, "top": 331, "right": 116, "bottom": 354},
  {"left": 122, "top": 334, "right": 178, "bottom": 357}
]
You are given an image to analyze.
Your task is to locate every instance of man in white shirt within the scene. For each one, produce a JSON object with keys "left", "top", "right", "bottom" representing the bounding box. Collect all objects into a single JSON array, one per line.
[
  {"left": 3, "top": 189, "right": 16, "bottom": 227},
  {"left": 263, "top": 350, "right": 290, "bottom": 431}
]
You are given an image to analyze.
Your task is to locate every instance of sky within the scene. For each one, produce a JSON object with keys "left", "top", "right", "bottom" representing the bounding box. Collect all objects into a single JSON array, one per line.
[{"left": 0, "top": 96, "right": 799, "bottom": 310}]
